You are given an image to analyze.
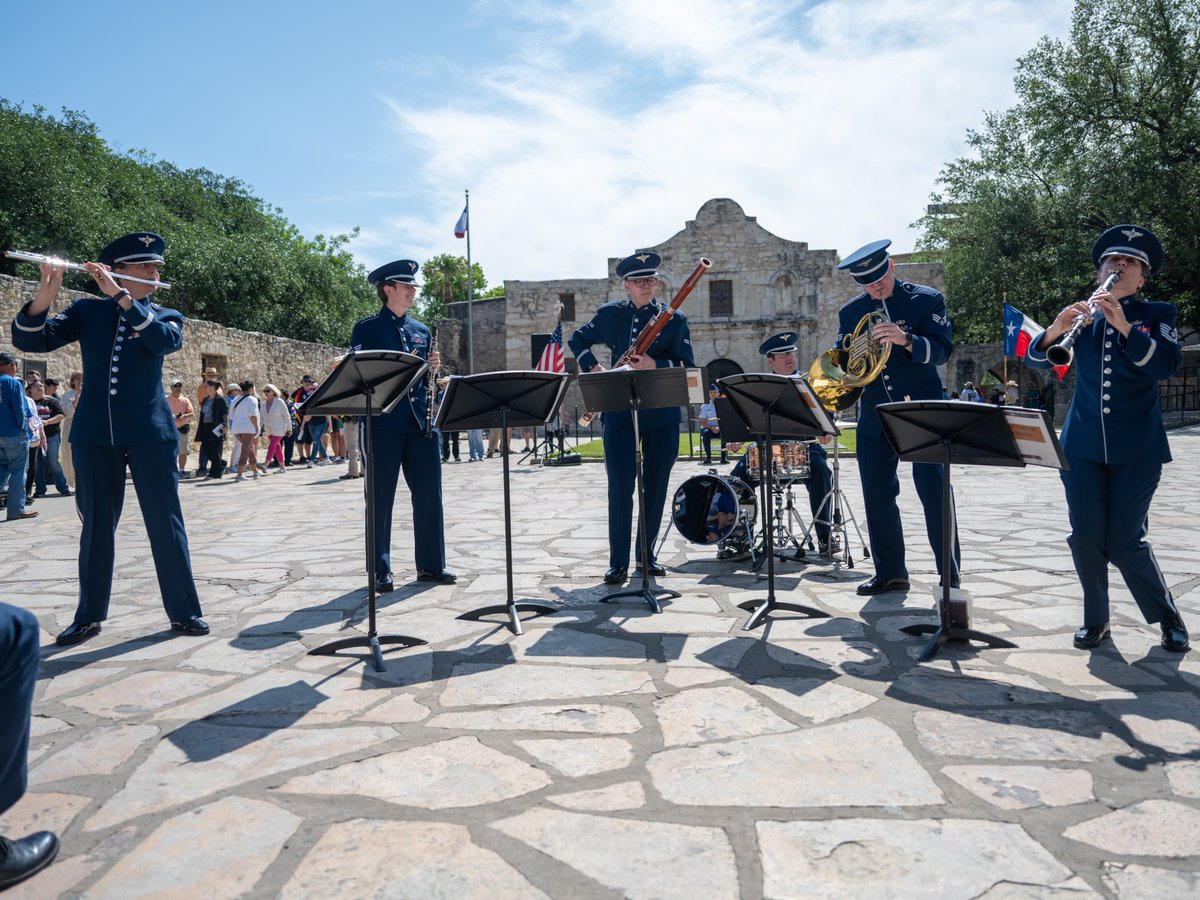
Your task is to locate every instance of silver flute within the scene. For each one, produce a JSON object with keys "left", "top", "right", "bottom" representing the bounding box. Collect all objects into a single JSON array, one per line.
[
  {"left": 1045, "top": 269, "right": 1121, "bottom": 367},
  {"left": 4, "top": 249, "right": 172, "bottom": 289}
]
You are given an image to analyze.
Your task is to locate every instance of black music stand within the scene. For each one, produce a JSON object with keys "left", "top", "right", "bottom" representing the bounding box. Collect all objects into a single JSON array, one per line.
[
  {"left": 877, "top": 400, "right": 1064, "bottom": 661},
  {"left": 443, "top": 371, "right": 570, "bottom": 634},
  {"left": 578, "top": 367, "right": 690, "bottom": 613},
  {"left": 720, "top": 374, "right": 835, "bottom": 630},
  {"left": 299, "top": 351, "right": 429, "bottom": 672}
]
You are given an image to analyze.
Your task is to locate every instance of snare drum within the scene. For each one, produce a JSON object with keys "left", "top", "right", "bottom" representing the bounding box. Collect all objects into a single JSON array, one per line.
[
  {"left": 671, "top": 474, "right": 757, "bottom": 545},
  {"left": 746, "top": 441, "right": 810, "bottom": 482}
]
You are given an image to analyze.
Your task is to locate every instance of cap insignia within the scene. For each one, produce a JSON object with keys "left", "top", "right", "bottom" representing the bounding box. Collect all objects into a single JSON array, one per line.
[
  {"left": 635, "top": 254, "right": 651, "bottom": 263},
  {"left": 139, "top": 235, "right": 155, "bottom": 247},
  {"left": 1121, "top": 228, "right": 1144, "bottom": 242}
]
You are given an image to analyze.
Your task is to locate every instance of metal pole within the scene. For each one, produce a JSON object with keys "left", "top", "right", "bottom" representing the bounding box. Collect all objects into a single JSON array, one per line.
[{"left": 466, "top": 189, "right": 474, "bottom": 375}]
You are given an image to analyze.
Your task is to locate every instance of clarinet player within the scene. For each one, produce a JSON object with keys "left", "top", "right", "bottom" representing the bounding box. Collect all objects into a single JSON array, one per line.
[
  {"left": 1026, "top": 224, "right": 1187, "bottom": 652},
  {"left": 348, "top": 259, "right": 454, "bottom": 592}
]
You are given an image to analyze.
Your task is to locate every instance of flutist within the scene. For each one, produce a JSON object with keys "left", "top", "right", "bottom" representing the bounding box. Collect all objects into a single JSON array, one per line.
[
  {"left": 10, "top": 232, "right": 208, "bottom": 646},
  {"left": 348, "top": 259, "right": 454, "bottom": 592},
  {"left": 568, "top": 251, "right": 695, "bottom": 585},
  {"left": 1025, "top": 224, "right": 1187, "bottom": 652}
]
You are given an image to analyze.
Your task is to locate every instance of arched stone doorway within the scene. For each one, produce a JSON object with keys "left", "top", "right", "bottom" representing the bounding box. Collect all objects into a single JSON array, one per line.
[{"left": 705, "top": 357, "right": 743, "bottom": 387}]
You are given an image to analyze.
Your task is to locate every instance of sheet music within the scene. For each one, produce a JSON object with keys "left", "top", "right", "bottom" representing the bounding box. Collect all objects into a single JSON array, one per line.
[{"left": 1003, "top": 407, "right": 1064, "bottom": 468}]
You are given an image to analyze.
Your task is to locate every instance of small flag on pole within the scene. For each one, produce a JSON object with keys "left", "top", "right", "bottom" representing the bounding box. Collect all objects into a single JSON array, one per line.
[
  {"left": 454, "top": 206, "right": 468, "bottom": 239},
  {"left": 535, "top": 321, "right": 565, "bottom": 373},
  {"left": 1004, "top": 303, "right": 1067, "bottom": 380}
]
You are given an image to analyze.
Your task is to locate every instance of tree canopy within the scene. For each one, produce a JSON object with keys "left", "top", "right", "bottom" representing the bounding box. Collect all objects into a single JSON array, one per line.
[
  {"left": 0, "top": 101, "right": 378, "bottom": 345},
  {"left": 915, "top": 0, "right": 1200, "bottom": 343},
  {"left": 415, "top": 253, "right": 488, "bottom": 322}
]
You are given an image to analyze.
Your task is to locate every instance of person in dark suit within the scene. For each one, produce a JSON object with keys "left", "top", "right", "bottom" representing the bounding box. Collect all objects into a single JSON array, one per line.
[
  {"left": 1026, "top": 224, "right": 1187, "bottom": 652},
  {"left": 348, "top": 258, "right": 454, "bottom": 591},
  {"left": 194, "top": 378, "right": 229, "bottom": 478},
  {"left": 0, "top": 602, "right": 58, "bottom": 890},
  {"left": 11, "top": 232, "right": 208, "bottom": 646},
  {"left": 568, "top": 250, "right": 695, "bottom": 584},
  {"left": 834, "top": 239, "right": 958, "bottom": 596}
]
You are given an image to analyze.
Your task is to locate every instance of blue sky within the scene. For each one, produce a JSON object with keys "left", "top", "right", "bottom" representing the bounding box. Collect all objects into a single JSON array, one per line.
[{"left": 2, "top": 0, "right": 1073, "bottom": 286}]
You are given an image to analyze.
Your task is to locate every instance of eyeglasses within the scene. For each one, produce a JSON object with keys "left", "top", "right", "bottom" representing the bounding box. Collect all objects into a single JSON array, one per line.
[{"left": 627, "top": 277, "right": 658, "bottom": 288}]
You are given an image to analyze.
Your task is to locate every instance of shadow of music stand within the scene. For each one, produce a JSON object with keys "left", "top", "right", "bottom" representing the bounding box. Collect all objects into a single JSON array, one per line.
[
  {"left": 443, "top": 371, "right": 570, "bottom": 634},
  {"left": 578, "top": 367, "right": 690, "bottom": 613},
  {"left": 299, "top": 351, "right": 430, "bottom": 672},
  {"left": 720, "top": 374, "right": 835, "bottom": 631},
  {"left": 877, "top": 400, "right": 1065, "bottom": 661}
]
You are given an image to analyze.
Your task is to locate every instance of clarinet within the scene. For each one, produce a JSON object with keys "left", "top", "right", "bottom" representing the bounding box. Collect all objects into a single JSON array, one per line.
[{"left": 424, "top": 328, "right": 440, "bottom": 437}]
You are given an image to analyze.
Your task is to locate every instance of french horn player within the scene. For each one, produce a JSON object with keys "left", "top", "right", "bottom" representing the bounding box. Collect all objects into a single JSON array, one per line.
[{"left": 829, "top": 239, "right": 958, "bottom": 596}]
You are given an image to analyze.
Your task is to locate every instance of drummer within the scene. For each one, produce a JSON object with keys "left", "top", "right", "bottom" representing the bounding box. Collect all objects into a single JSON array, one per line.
[{"left": 730, "top": 331, "right": 834, "bottom": 554}]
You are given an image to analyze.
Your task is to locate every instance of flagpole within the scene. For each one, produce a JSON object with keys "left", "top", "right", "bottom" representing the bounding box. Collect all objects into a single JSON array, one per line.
[{"left": 465, "top": 189, "right": 474, "bottom": 375}]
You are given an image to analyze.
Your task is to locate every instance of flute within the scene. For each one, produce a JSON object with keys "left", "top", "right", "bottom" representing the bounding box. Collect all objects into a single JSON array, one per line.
[{"left": 4, "top": 249, "right": 172, "bottom": 289}]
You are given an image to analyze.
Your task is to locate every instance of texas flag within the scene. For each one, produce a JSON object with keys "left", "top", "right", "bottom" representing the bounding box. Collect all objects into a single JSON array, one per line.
[
  {"left": 453, "top": 206, "right": 468, "bottom": 239},
  {"left": 1004, "top": 303, "right": 1067, "bottom": 380}
]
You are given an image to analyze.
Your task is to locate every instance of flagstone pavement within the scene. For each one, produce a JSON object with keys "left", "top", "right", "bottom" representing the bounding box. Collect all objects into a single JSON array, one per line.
[{"left": 3, "top": 431, "right": 1200, "bottom": 899}]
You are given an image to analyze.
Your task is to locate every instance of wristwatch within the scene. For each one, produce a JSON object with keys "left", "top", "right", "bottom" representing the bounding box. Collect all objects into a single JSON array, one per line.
[{"left": 903, "top": 332, "right": 913, "bottom": 348}]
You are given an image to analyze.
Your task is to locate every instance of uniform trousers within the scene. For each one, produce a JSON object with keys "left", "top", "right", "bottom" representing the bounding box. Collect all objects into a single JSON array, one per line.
[
  {"left": 731, "top": 443, "right": 833, "bottom": 543},
  {"left": 73, "top": 442, "right": 203, "bottom": 624},
  {"left": 0, "top": 603, "right": 40, "bottom": 815},
  {"left": 602, "top": 422, "right": 678, "bottom": 568},
  {"left": 1061, "top": 457, "right": 1178, "bottom": 628},
  {"left": 368, "top": 429, "right": 445, "bottom": 577},
  {"left": 855, "top": 429, "right": 959, "bottom": 580}
]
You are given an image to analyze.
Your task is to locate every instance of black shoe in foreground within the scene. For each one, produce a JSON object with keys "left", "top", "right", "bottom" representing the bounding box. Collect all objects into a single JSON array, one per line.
[
  {"left": 375, "top": 573, "right": 394, "bottom": 593},
  {"left": 636, "top": 562, "right": 666, "bottom": 577},
  {"left": 856, "top": 575, "right": 910, "bottom": 596},
  {"left": 171, "top": 616, "right": 210, "bottom": 636},
  {"left": 603, "top": 566, "right": 628, "bottom": 585},
  {"left": 0, "top": 831, "right": 59, "bottom": 890},
  {"left": 55, "top": 621, "right": 101, "bottom": 647},
  {"left": 1161, "top": 612, "right": 1190, "bottom": 652},
  {"left": 417, "top": 569, "right": 457, "bottom": 584},
  {"left": 1073, "top": 624, "right": 1111, "bottom": 650}
]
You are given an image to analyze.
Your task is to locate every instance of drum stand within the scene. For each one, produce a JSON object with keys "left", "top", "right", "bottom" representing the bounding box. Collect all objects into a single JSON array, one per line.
[
  {"left": 752, "top": 475, "right": 806, "bottom": 572},
  {"left": 806, "top": 439, "right": 870, "bottom": 580}
]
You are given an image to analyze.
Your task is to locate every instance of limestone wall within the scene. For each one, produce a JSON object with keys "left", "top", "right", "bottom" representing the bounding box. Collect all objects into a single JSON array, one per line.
[{"left": 1, "top": 274, "right": 341, "bottom": 393}]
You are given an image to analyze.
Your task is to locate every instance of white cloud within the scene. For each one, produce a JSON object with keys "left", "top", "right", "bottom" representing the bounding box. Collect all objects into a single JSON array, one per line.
[{"left": 351, "top": 0, "right": 1073, "bottom": 283}]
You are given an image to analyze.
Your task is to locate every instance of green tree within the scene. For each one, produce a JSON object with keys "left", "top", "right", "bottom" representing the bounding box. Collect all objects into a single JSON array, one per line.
[
  {"left": 0, "top": 101, "right": 378, "bottom": 345},
  {"left": 415, "top": 253, "right": 487, "bottom": 322},
  {"left": 915, "top": 0, "right": 1200, "bottom": 342}
]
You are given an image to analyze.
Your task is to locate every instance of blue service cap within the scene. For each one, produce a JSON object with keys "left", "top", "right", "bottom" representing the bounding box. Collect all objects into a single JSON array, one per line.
[
  {"left": 98, "top": 232, "right": 165, "bottom": 267},
  {"left": 708, "top": 382, "right": 718, "bottom": 390},
  {"left": 758, "top": 331, "right": 799, "bottom": 356},
  {"left": 368, "top": 259, "right": 422, "bottom": 286},
  {"left": 616, "top": 251, "right": 661, "bottom": 279},
  {"left": 1092, "top": 224, "right": 1163, "bottom": 276},
  {"left": 838, "top": 239, "right": 892, "bottom": 285}
]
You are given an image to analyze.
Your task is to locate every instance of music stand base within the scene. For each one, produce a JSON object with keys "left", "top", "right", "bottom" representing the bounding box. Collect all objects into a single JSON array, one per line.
[
  {"left": 308, "top": 634, "right": 429, "bottom": 673},
  {"left": 900, "top": 622, "right": 1017, "bottom": 661},
  {"left": 458, "top": 600, "right": 559, "bottom": 635},
  {"left": 603, "top": 584, "right": 681, "bottom": 614},
  {"left": 738, "top": 599, "right": 829, "bottom": 631}
]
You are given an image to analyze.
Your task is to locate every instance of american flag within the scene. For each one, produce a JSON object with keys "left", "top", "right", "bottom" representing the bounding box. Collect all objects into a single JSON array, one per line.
[
  {"left": 535, "top": 321, "right": 565, "bottom": 373},
  {"left": 453, "top": 206, "right": 468, "bottom": 239}
]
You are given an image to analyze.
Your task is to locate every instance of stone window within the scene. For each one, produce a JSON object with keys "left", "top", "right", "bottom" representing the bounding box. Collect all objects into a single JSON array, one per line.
[
  {"left": 709, "top": 280, "right": 733, "bottom": 317},
  {"left": 558, "top": 292, "right": 576, "bottom": 321}
]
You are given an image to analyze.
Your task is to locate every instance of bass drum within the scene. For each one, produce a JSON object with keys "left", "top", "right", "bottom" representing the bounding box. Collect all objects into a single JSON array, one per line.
[{"left": 670, "top": 474, "right": 757, "bottom": 545}]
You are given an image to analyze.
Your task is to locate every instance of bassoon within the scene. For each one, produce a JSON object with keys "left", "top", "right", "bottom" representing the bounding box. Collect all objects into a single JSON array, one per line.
[{"left": 577, "top": 257, "right": 711, "bottom": 426}]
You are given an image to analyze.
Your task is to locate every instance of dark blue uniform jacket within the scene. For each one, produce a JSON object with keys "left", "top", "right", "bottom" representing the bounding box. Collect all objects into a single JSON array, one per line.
[{"left": 349, "top": 306, "right": 434, "bottom": 434}]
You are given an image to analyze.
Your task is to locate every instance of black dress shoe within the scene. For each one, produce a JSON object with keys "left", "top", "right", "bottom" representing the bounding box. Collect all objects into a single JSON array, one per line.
[
  {"left": 55, "top": 621, "right": 101, "bottom": 646},
  {"left": 170, "top": 616, "right": 210, "bottom": 636},
  {"left": 856, "top": 575, "right": 910, "bottom": 596},
  {"left": 417, "top": 569, "right": 457, "bottom": 584},
  {"left": 1073, "top": 624, "right": 1111, "bottom": 650},
  {"left": 375, "top": 573, "right": 394, "bottom": 592},
  {"left": 1161, "top": 612, "right": 1190, "bottom": 652},
  {"left": 636, "top": 561, "right": 666, "bottom": 577},
  {"left": 0, "top": 831, "right": 59, "bottom": 890},
  {"left": 938, "top": 573, "right": 961, "bottom": 589},
  {"left": 603, "top": 566, "right": 628, "bottom": 585}
]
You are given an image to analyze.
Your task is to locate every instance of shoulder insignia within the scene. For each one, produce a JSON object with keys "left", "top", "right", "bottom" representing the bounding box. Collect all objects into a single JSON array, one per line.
[
  {"left": 1162, "top": 322, "right": 1179, "bottom": 343},
  {"left": 931, "top": 312, "right": 949, "bottom": 326}
]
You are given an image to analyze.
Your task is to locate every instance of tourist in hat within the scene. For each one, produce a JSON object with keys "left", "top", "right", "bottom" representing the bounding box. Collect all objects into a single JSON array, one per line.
[
  {"left": 11, "top": 232, "right": 208, "bottom": 645},
  {"left": 698, "top": 382, "right": 726, "bottom": 465},
  {"left": 1025, "top": 223, "right": 1187, "bottom": 652},
  {"left": 348, "top": 258, "right": 454, "bottom": 590},
  {"left": 166, "top": 379, "right": 194, "bottom": 475},
  {"left": 834, "top": 239, "right": 958, "bottom": 595},
  {"left": 568, "top": 250, "right": 696, "bottom": 584}
]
